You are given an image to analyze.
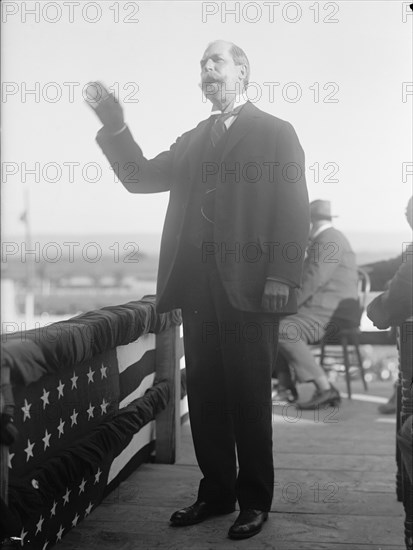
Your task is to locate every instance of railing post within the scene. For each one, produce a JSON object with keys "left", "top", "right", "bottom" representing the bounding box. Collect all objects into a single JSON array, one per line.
[{"left": 155, "top": 325, "right": 181, "bottom": 464}]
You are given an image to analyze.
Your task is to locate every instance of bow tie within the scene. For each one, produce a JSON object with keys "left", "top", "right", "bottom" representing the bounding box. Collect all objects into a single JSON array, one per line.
[
  {"left": 210, "top": 104, "right": 244, "bottom": 121},
  {"left": 209, "top": 105, "right": 244, "bottom": 148}
]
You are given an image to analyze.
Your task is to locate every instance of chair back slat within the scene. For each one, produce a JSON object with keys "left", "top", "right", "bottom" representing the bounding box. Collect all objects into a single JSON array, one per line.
[{"left": 357, "top": 267, "right": 371, "bottom": 313}]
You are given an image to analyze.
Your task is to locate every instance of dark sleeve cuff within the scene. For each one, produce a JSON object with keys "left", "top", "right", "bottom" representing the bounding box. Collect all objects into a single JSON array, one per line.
[{"left": 266, "top": 276, "right": 295, "bottom": 287}]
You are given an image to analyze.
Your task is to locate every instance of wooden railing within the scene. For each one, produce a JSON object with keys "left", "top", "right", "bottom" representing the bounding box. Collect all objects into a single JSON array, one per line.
[{"left": 0, "top": 297, "right": 185, "bottom": 547}]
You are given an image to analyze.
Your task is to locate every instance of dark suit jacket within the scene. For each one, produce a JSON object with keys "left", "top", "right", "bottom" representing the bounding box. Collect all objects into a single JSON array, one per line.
[
  {"left": 367, "top": 243, "right": 413, "bottom": 329},
  {"left": 298, "top": 227, "right": 359, "bottom": 324},
  {"left": 96, "top": 102, "right": 310, "bottom": 313},
  {"left": 361, "top": 254, "right": 403, "bottom": 291}
]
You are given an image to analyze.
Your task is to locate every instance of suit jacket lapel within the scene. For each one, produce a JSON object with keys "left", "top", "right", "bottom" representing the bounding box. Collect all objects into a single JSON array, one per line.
[
  {"left": 220, "top": 101, "right": 262, "bottom": 161},
  {"left": 184, "top": 118, "right": 214, "bottom": 182},
  {"left": 181, "top": 102, "right": 262, "bottom": 183}
]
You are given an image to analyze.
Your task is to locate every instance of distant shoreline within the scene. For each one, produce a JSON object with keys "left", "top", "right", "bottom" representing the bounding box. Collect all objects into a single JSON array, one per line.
[{"left": 2, "top": 231, "right": 411, "bottom": 265}]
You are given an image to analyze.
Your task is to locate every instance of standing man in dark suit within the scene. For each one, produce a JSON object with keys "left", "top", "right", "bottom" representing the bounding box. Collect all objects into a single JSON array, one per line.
[
  {"left": 275, "top": 200, "right": 358, "bottom": 409},
  {"left": 87, "top": 40, "right": 309, "bottom": 540}
]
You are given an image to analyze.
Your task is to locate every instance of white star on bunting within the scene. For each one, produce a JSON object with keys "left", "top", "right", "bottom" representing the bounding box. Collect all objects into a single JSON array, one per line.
[
  {"left": 85, "top": 502, "right": 93, "bottom": 516},
  {"left": 20, "top": 528, "right": 28, "bottom": 545},
  {"left": 100, "top": 398, "right": 109, "bottom": 415},
  {"left": 72, "top": 513, "right": 80, "bottom": 527},
  {"left": 87, "top": 366, "right": 95, "bottom": 384},
  {"left": 21, "top": 399, "right": 32, "bottom": 421},
  {"left": 42, "top": 429, "right": 51, "bottom": 450},
  {"left": 24, "top": 439, "right": 35, "bottom": 461},
  {"left": 42, "top": 541, "right": 49, "bottom": 550},
  {"left": 35, "top": 515, "right": 44, "bottom": 535},
  {"left": 50, "top": 501, "right": 57, "bottom": 517},
  {"left": 57, "top": 418, "right": 65, "bottom": 438},
  {"left": 40, "top": 388, "right": 50, "bottom": 409},
  {"left": 57, "top": 380, "right": 65, "bottom": 399},
  {"left": 8, "top": 453, "right": 14, "bottom": 469},
  {"left": 79, "top": 478, "right": 87, "bottom": 494},
  {"left": 70, "top": 371, "right": 79, "bottom": 389},
  {"left": 56, "top": 525, "right": 64, "bottom": 542},
  {"left": 94, "top": 468, "right": 102, "bottom": 484},
  {"left": 70, "top": 409, "right": 79, "bottom": 427},
  {"left": 70, "top": 371, "right": 79, "bottom": 390},
  {"left": 87, "top": 403, "right": 95, "bottom": 420},
  {"left": 62, "top": 488, "right": 71, "bottom": 505},
  {"left": 100, "top": 364, "right": 108, "bottom": 379}
]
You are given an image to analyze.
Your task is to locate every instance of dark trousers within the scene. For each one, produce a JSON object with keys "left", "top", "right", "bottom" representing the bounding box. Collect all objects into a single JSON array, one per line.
[{"left": 180, "top": 253, "right": 279, "bottom": 511}]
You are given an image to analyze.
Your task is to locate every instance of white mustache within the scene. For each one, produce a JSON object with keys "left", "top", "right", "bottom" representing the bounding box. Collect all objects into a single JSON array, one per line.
[
  {"left": 198, "top": 79, "right": 223, "bottom": 92},
  {"left": 201, "top": 76, "right": 222, "bottom": 85}
]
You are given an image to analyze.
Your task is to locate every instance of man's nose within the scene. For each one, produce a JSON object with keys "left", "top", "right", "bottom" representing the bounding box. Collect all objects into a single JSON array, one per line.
[{"left": 203, "top": 58, "right": 215, "bottom": 71}]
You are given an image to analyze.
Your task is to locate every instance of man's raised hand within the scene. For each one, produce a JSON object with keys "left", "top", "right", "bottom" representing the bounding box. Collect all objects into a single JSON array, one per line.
[{"left": 85, "top": 81, "right": 125, "bottom": 133}]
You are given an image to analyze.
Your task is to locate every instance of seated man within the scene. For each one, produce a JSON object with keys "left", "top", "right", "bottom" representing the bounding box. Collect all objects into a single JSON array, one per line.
[{"left": 275, "top": 200, "right": 359, "bottom": 409}]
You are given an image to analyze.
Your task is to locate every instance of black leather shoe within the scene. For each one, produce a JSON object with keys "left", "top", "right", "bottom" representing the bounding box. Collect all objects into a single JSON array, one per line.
[
  {"left": 228, "top": 509, "right": 268, "bottom": 540},
  {"left": 378, "top": 389, "right": 396, "bottom": 414},
  {"left": 378, "top": 401, "right": 396, "bottom": 414},
  {"left": 272, "top": 385, "right": 298, "bottom": 404},
  {"left": 297, "top": 384, "right": 341, "bottom": 410},
  {"left": 170, "top": 500, "right": 235, "bottom": 526}
]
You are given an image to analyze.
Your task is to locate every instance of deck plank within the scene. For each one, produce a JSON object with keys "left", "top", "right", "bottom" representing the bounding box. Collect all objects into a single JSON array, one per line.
[
  {"left": 102, "top": 462, "right": 403, "bottom": 516},
  {"left": 59, "top": 380, "right": 405, "bottom": 549},
  {"left": 59, "top": 511, "right": 404, "bottom": 549}
]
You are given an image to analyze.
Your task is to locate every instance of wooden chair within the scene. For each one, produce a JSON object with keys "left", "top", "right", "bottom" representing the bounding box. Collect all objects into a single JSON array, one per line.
[{"left": 318, "top": 268, "right": 371, "bottom": 399}]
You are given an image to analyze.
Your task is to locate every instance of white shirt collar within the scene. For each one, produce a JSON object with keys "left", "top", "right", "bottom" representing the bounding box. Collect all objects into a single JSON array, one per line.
[{"left": 210, "top": 95, "right": 249, "bottom": 115}]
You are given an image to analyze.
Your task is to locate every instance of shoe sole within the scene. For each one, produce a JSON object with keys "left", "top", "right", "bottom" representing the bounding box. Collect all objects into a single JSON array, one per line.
[
  {"left": 227, "top": 515, "right": 268, "bottom": 540},
  {"left": 170, "top": 508, "right": 236, "bottom": 527},
  {"left": 297, "top": 397, "right": 341, "bottom": 410}
]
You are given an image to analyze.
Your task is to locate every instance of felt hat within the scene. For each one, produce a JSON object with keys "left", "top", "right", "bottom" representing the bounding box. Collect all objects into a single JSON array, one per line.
[{"left": 310, "top": 200, "right": 337, "bottom": 221}]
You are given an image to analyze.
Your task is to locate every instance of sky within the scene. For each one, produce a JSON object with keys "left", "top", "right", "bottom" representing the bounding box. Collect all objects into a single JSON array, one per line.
[{"left": 1, "top": 0, "right": 412, "bottom": 242}]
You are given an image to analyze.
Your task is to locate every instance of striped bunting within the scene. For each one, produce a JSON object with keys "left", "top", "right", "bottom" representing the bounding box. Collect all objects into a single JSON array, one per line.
[
  {"left": 8, "top": 332, "right": 162, "bottom": 547},
  {"left": 179, "top": 354, "right": 188, "bottom": 420},
  {"left": 116, "top": 333, "right": 156, "bottom": 373},
  {"left": 4, "top": 298, "right": 182, "bottom": 547},
  {"left": 107, "top": 421, "right": 155, "bottom": 484},
  {"left": 116, "top": 333, "right": 156, "bottom": 408}
]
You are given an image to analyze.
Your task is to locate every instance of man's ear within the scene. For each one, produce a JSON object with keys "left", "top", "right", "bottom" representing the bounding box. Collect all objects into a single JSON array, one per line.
[{"left": 238, "top": 64, "right": 247, "bottom": 82}]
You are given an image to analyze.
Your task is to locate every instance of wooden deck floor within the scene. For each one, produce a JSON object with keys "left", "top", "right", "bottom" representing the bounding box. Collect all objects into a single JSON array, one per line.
[{"left": 60, "top": 380, "right": 405, "bottom": 550}]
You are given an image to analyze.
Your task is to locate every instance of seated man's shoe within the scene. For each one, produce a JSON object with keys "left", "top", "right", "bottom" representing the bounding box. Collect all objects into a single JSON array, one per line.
[
  {"left": 297, "top": 384, "right": 341, "bottom": 410},
  {"left": 272, "top": 384, "right": 298, "bottom": 404},
  {"left": 228, "top": 509, "right": 268, "bottom": 540},
  {"left": 378, "top": 389, "right": 396, "bottom": 414},
  {"left": 170, "top": 500, "right": 235, "bottom": 526},
  {"left": 378, "top": 401, "right": 396, "bottom": 414}
]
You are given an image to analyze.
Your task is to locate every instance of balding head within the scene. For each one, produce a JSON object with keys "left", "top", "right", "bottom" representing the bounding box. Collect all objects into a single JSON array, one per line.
[{"left": 206, "top": 40, "right": 250, "bottom": 89}]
